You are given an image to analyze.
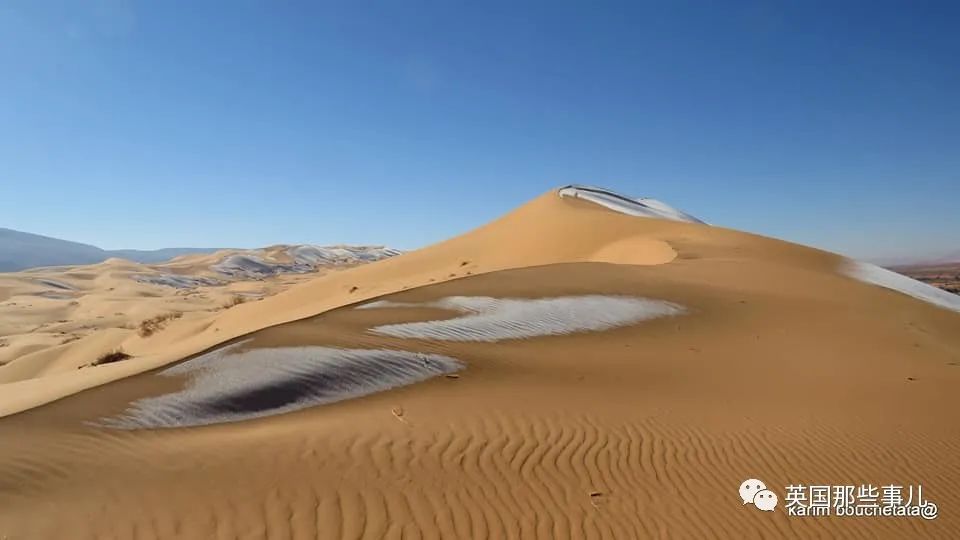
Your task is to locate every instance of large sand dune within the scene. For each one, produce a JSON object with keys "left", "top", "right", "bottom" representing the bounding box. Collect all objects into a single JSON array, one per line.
[{"left": 2, "top": 188, "right": 959, "bottom": 538}]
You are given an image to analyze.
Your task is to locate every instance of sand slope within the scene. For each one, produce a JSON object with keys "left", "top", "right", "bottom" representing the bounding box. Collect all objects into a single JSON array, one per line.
[{"left": 1, "top": 189, "right": 959, "bottom": 538}]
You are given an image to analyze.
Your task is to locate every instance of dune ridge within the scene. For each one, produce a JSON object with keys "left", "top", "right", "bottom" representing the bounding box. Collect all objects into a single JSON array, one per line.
[{"left": 558, "top": 184, "right": 707, "bottom": 224}]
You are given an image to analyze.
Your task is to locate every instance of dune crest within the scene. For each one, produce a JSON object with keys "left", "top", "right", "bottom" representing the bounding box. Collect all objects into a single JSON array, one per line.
[{"left": 558, "top": 184, "right": 707, "bottom": 224}]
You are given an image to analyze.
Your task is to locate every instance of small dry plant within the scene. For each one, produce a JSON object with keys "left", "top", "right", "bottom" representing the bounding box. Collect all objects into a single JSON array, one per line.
[{"left": 138, "top": 312, "right": 183, "bottom": 338}]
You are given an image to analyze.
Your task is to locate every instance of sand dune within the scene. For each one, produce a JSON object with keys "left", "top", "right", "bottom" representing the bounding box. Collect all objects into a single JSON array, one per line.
[
  {"left": 0, "top": 244, "right": 398, "bottom": 384},
  {"left": 1, "top": 187, "right": 959, "bottom": 538}
]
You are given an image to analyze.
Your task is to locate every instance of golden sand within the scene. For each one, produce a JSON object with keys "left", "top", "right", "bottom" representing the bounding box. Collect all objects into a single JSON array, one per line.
[{"left": 1, "top": 190, "right": 958, "bottom": 538}]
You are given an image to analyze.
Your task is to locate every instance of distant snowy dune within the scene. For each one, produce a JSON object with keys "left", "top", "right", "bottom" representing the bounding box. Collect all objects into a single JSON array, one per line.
[
  {"left": 287, "top": 245, "right": 402, "bottom": 265},
  {"left": 209, "top": 246, "right": 401, "bottom": 280},
  {"left": 137, "top": 245, "right": 401, "bottom": 287},
  {"left": 558, "top": 185, "right": 706, "bottom": 224}
]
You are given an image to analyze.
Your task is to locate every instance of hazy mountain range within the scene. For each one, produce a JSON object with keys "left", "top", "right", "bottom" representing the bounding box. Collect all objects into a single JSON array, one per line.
[{"left": 0, "top": 227, "right": 224, "bottom": 272}]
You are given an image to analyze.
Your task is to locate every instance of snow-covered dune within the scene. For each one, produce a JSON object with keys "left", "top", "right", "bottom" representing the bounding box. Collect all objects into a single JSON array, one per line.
[
  {"left": 133, "top": 275, "right": 225, "bottom": 289},
  {"left": 210, "top": 254, "right": 303, "bottom": 279},
  {"left": 137, "top": 245, "right": 402, "bottom": 287},
  {"left": 287, "top": 245, "right": 401, "bottom": 265}
]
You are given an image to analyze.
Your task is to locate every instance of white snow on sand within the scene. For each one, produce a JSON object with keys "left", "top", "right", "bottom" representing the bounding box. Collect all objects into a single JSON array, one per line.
[
  {"left": 133, "top": 274, "right": 225, "bottom": 289},
  {"left": 843, "top": 260, "right": 960, "bottom": 314},
  {"left": 34, "top": 278, "right": 75, "bottom": 290},
  {"left": 99, "top": 340, "right": 462, "bottom": 429},
  {"left": 356, "top": 299, "right": 431, "bottom": 310},
  {"left": 365, "top": 295, "right": 686, "bottom": 341},
  {"left": 287, "top": 245, "right": 401, "bottom": 265},
  {"left": 210, "top": 246, "right": 401, "bottom": 280},
  {"left": 136, "top": 245, "right": 401, "bottom": 288},
  {"left": 210, "top": 254, "right": 304, "bottom": 279},
  {"left": 558, "top": 185, "right": 706, "bottom": 224}
]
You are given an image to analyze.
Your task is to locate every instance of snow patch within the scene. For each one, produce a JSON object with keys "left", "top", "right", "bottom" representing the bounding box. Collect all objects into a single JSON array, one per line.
[
  {"left": 210, "top": 246, "right": 401, "bottom": 280},
  {"left": 287, "top": 245, "right": 401, "bottom": 265},
  {"left": 34, "top": 279, "right": 75, "bottom": 290},
  {"left": 365, "top": 295, "right": 686, "bottom": 341},
  {"left": 134, "top": 274, "right": 224, "bottom": 289},
  {"left": 211, "top": 254, "right": 304, "bottom": 279},
  {"left": 131, "top": 245, "right": 400, "bottom": 288},
  {"left": 843, "top": 260, "right": 960, "bottom": 314},
  {"left": 98, "top": 341, "right": 463, "bottom": 429},
  {"left": 558, "top": 185, "right": 705, "bottom": 224}
]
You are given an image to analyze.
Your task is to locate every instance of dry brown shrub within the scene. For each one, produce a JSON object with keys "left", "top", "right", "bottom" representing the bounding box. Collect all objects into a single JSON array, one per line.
[{"left": 137, "top": 312, "right": 183, "bottom": 338}]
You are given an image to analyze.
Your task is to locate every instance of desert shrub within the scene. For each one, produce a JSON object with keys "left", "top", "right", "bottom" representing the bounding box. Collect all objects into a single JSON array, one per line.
[
  {"left": 137, "top": 312, "right": 183, "bottom": 338},
  {"left": 92, "top": 349, "right": 132, "bottom": 366},
  {"left": 223, "top": 294, "right": 246, "bottom": 309}
]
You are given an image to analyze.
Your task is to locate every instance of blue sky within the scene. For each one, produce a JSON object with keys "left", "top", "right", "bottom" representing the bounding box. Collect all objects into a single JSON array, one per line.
[{"left": 1, "top": 1, "right": 957, "bottom": 262}]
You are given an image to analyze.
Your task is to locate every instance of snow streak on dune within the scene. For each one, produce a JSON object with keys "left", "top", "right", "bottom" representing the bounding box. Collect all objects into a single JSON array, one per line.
[
  {"left": 34, "top": 279, "right": 75, "bottom": 290},
  {"left": 100, "top": 341, "right": 462, "bottom": 429},
  {"left": 364, "top": 295, "right": 686, "bottom": 342},
  {"left": 132, "top": 246, "right": 401, "bottom": 288},
  {"left": 210, "top": 246, "right": 401, "bottom": 279},
  {"left": 558, "top": 185, "right": 706, "bottom": 224},
  {"left": 133, "top": 275, "right": 224, "bottom": 289},
  {"left": 210, "top": 254, "right": 302, "bottom": 279},
  {"left": 287, "top": 245, "right": 402, "bottom": 265},
  {"left": 844, "top": 260, "right": 960, "bottom": 313}
]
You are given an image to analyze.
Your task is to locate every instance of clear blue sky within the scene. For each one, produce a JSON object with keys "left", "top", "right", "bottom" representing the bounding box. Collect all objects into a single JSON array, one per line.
[{"left": 1, "top": 1, "right": 957, "bottom": 262}]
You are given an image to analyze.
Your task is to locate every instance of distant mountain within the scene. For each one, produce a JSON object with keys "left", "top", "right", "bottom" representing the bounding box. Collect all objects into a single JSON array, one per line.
[
  {"left": 0, "top": 227, "right": 224, "bottom": 272},
  {"left": 879, "top": 249, "right": 960, "bottom": 268},
  {"left": 931, "top": 250, "right": 960, "bottom": 265}
]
